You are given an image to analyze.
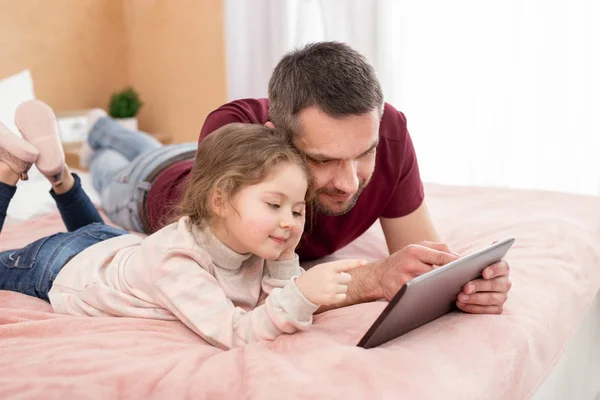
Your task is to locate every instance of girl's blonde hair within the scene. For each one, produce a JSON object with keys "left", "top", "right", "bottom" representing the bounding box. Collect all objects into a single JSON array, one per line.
[{"left": 174, "top": 123, "right": 309, "bottom": 227}]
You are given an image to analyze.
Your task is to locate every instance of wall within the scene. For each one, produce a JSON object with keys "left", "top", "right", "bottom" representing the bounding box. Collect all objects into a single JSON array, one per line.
[
  {"left": 0, "top": 0, "right": 227, "bottom": 143},
  {"left": 0, "top": 0, "right": 128, "bottom": 111},
  {"left": 123, "top": 0, "right": 227, "bottom": 142}
]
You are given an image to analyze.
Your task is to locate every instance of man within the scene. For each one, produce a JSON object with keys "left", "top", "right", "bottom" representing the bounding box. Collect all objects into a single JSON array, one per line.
[{"left": 88, "top": 42, "right": 511, "bottom": 314}]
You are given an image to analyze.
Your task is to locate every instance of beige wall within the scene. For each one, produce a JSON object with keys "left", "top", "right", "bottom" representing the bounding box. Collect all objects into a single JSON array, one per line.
[
  {"left": 123, "top": 0, "right": 227, "bottom": 142},
  {"left": 0, "top": 0, "right": 226, "bottom": 143},
  {"left": 0, "top": 0, "right": 128, "bottom": 111}
]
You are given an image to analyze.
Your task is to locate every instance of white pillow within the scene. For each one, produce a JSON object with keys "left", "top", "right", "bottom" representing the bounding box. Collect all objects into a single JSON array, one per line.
[
  {"left": 0, "top": 69, "right": 36, "bottom": 135},
  {"left": 0, "top": 70, "right": 51, "bottom": 220}
]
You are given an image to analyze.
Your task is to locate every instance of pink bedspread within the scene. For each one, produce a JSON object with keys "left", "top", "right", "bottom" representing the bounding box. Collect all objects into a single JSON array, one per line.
[{"left": 1, "top": 184, "right": 599, "bottom": 400}]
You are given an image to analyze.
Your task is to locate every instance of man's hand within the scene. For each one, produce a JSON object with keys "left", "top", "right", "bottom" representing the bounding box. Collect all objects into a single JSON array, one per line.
[
  {"left": 456, "top": 260, "right": 511, "bottom": 314},
  {"left": 376, "top": 241, "right": 460, "bottom": 300}
]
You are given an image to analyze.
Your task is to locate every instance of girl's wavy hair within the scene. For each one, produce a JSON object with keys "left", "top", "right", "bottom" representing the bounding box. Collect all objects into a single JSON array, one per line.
[{"left": 171, "top": 123, "right": 309, "bottom": 228}]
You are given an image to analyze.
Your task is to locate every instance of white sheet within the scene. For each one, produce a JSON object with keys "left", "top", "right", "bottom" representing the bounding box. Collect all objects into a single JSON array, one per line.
[{"left": 6, "top": 170, "right": 100, "bottom": 223}]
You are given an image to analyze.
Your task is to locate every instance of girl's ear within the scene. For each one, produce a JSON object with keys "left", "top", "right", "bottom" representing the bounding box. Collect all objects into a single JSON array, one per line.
[{"left": 209, "top": 188, "right": 227, "bottom": 217}]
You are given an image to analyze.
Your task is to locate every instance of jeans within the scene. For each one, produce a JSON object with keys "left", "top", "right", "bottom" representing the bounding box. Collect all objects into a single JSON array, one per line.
[
  {"left": 88, "top": 118, "right": 196, "bottom": 233},
  {"left": 0, "top": 182, "right": 15, "bottom": 233},
  {"left": 0, "top": 174, "right": 102, "bottom": 233},
  {"left": 0, "top": 174, "right": 128, "bottom": 301}
]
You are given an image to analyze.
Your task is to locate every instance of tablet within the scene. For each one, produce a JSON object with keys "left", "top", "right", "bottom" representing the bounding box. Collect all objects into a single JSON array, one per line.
[{"left": 357, "top": 237, "right": 515, "bottom": 349}]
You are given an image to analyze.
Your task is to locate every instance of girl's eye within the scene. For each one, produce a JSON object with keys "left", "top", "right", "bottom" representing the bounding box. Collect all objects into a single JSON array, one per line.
[
  {"left": 293, "top": 211, "right": 303, "bottom": 218},
  {"left": 267, "top": 203, "right": 280, "bottom": 210}
]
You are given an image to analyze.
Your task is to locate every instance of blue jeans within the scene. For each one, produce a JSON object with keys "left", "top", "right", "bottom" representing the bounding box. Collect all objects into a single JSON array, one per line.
[
  {"left": 88, "top": 118, "right": 196, "bottom": 233},
  {"left": 0, "top": 174, "right": 128, "bottom": 301}
]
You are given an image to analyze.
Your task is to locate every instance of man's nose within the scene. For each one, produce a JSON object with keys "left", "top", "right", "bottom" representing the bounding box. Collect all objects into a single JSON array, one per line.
[{"left": 334, "top": 160, "right": 359, "bottom": 194}]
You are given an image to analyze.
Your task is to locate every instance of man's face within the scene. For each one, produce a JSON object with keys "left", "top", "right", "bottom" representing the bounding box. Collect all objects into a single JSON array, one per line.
[{"left": 293, "top": 107, "right": 380, "bottom": 216}]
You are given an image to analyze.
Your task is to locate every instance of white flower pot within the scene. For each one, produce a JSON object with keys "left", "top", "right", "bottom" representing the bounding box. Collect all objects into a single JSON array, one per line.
[{"left": 115, "top": 117, "right": 138, "bottom": 131}]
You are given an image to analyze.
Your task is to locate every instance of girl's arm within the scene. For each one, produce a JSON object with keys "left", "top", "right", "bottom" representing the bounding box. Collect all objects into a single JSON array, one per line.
[
  {"left": 260, "top": 254, "right": 305, "bottom": 294},
  {"left": 151, "top": 252, "right": 318, "bottom": 350}
]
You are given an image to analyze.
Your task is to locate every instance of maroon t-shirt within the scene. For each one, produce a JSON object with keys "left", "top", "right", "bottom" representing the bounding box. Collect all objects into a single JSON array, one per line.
[{"left": 146, "top": 98, "right": 424, "bottom": 260}]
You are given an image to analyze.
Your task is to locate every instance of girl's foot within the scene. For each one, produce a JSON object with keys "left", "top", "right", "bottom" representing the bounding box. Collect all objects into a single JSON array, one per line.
[
  {"left": 0, "top": 160, "right": 21, "bottom": 186},
  {"left": 15, "top": 100, "right": 66, "bottom": 186},
  {"left": 51, "top": 167, "right": 76, "bottom": 195},
  {"left": 0, "top": 121, "right": 39, "bottom": 184}
]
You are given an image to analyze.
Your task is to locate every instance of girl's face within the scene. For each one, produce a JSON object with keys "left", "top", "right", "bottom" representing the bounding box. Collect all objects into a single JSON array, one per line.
[{"left": 212, "top": 162, "right": 308, "bottom": 260}]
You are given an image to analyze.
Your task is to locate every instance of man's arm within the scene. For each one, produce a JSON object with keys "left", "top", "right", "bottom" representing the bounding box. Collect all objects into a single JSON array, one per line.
[
  {"left": 380, "top": 201, "right": 514, "bottom": 314},
  {"left": 321, "top": 201, "right": 444, "bottom": 312},
  {"left": 317, "top": 200, "right": 512, "bottom": 314},
  {"left": 380, "top": 201, "right": 512, "bottom": 315},
  {"left": 317, "top": 242, "right": 459, "bottom": 312},
  {"left": 379, "top": 201, "right": 440, "bottom": 254}
]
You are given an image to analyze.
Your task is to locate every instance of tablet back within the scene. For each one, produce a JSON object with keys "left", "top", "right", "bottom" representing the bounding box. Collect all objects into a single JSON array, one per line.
[{"left": 357, "top": 238, "right": 515, "bottom": 349}]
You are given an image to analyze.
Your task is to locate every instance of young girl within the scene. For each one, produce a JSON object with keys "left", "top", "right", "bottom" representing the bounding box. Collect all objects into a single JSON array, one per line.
[{"left": 0, "top": 100, "right": 364, "bottom": 350}]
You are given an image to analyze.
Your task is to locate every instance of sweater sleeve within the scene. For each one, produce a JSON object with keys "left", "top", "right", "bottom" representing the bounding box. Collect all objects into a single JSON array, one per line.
[
  {"left": 261, "top": 254, "right": 306, "bottom": 293},
  {"left": 151, "top": 251, "right": 317, "bottom": 350}
]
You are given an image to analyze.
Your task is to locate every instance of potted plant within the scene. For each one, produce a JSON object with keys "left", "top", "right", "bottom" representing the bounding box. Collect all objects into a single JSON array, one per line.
[{"left": 108, "top": 87, "right": 143, "bottom": 130}]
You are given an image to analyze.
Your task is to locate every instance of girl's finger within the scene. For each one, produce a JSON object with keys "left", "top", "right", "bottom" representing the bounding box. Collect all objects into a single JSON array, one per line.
[
  {"left": 336, "top": 272, "right": 352, "bottom": 285},
  {"left": 335, "top": 284, "right": 349, "bottom": 294},
  {"left": 333, "top": 259, "right": 368, "bottom": 272},
  {"left": 333, "top": 293, "right": 347, "bottom": 303}
]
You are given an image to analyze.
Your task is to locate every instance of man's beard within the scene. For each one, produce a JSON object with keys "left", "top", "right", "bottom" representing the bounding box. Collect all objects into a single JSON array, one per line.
[{"left": 312, "top": 180, "right": 369, "bottom": 216}]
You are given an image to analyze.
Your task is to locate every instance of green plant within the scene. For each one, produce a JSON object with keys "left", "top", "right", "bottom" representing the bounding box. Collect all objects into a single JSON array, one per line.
[{"left": 108, "top": 87, "right": 143, "bottom": 118}]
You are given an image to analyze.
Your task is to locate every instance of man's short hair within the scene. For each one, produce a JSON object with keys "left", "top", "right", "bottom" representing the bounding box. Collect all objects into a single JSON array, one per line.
[{"left": 268, "top": 41, "right": 384, "bottom": 133}]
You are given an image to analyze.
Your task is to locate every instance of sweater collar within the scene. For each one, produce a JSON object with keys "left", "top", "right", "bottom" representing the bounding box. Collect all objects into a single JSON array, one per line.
[{"left": 193, "top": 224, "right": 253, "bottom": 270}]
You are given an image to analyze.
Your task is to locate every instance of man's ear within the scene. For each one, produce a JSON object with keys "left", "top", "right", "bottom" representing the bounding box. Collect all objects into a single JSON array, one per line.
[
  {"left": 209, "top": 188, "right": 227, "bottom": 217},
  {"left": 264, "top": 121, "right": 275, "bottom": 129}
]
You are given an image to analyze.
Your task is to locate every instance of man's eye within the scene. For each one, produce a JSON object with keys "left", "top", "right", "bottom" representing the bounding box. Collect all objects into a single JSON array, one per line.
[
  {"left": 360, "top": 149, "right": 376, "bottom": 158},
  {"left": 310, "top": 158, "right": 331, "bottom": 165},
  {"left": 267, "top": 203, "right": 280, "bottom": 210}
]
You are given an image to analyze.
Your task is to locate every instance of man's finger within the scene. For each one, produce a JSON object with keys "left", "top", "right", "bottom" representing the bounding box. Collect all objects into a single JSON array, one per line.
[
  {"left": 462, "top": 276, "right": 512, "bottom": 294},
  {"left": 419, "top": 241, "right": 461, "bottom": 256},
  {"left": 457, "top": 291, "right": 508, "bottom": 306},
  {"left": 414, "top": 246, "right": 459, "bottom": 266},
  {"left": 456, "top": 301, "right": 503, "bottom": 315},
  {"left": 333, "top": 259, "right": 368, "bottom": 272},
  {"left": 482, "top": 260, "right": 510, "bottom": 279}
]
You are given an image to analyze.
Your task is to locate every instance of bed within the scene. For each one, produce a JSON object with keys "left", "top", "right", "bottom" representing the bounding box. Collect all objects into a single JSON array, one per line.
[{"left": 1, "top": 171, "right": 599, "bottom": 400}]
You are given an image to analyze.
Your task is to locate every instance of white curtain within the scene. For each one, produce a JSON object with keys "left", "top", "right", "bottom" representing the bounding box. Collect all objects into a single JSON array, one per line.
[
  {"left": 224, "top": 0, "right": 381, "bottom": 100},
  {"left": 225, "top": 0, "right": 600, "bottom": 196}
]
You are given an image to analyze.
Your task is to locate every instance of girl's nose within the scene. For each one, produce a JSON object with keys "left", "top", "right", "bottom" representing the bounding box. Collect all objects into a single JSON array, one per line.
[{"left": 280, "top": 216, "right": 292, "bottom": 229}]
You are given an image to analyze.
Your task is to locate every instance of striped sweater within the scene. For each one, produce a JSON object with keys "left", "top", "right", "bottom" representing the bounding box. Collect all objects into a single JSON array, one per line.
[{"left": 49, "top": 217, "right": 318, "bottom": 349}]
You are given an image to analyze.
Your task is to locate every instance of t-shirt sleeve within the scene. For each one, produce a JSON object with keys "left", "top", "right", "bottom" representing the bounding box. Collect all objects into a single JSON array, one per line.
[
  {"left": 381, "top": 110, "right": 425, "bottom": 218},
  {"left": 199, "top": 105, "right": 255, "bottom": 144}
]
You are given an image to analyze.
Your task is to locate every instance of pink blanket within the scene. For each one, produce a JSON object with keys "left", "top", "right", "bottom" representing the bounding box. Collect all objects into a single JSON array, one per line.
[{"left": 1, "top": 184, "right": 599, "bottom": 399}]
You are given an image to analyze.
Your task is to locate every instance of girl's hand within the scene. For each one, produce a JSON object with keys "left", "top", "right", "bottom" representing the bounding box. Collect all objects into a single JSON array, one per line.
[
  {"left": 295, "top": 259, "right": 367, "bottom": 305},
  {"left": 277, "top": 243, "right": 298, "bottom": 261},
  {"left": 277, "top": 215, "right": 305, "bottom": 261}
]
